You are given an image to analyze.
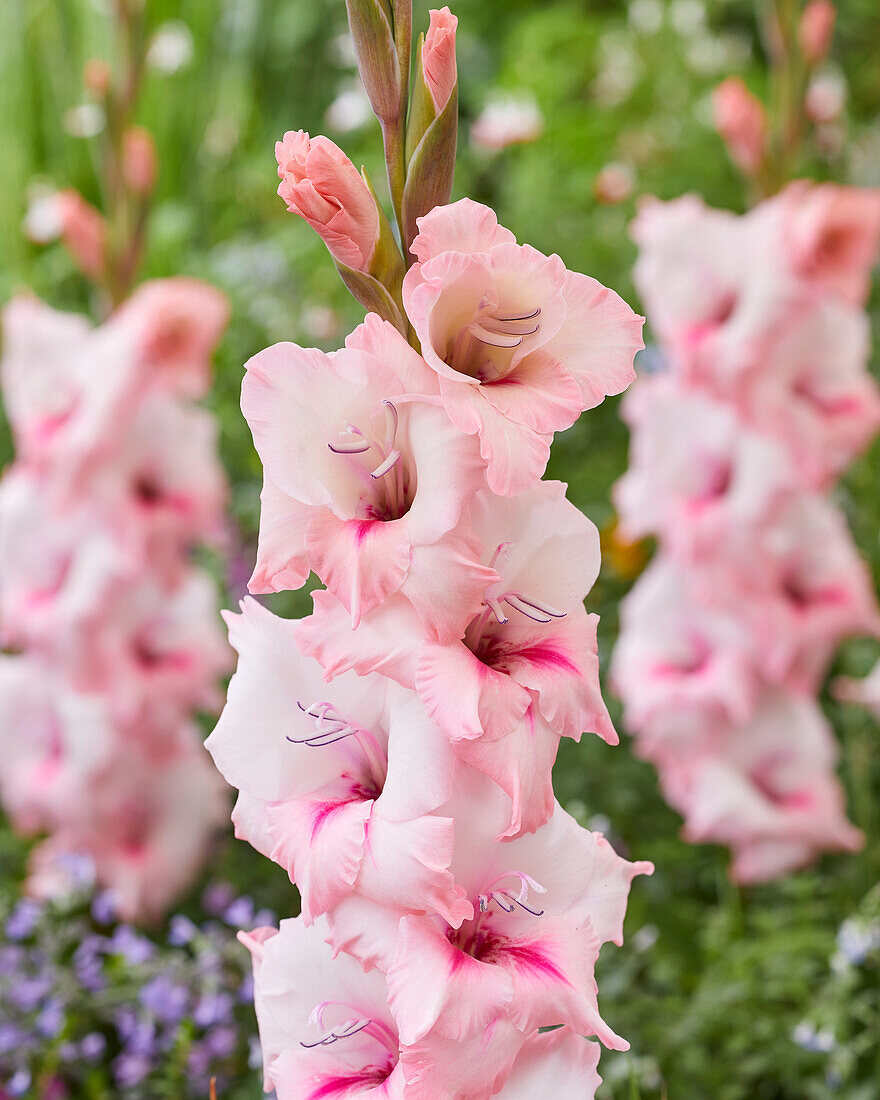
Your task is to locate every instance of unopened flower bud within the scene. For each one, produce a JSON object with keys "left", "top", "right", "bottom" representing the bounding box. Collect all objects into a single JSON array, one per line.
[
  {"left": 712, "top": 77, "right": 767, "bottom": 175},
  {"left": 123, "top": 127, "right": 158, "bottom": 196},
  {"left": 83, "top": 58, "right": 112, "bottom": 98},
  {"left": 594, "top": 163, "right": 634, "bottom": 205},
  {"left": 402, "top": 8, "right": 459, "bottom": 254},
  {"left": 344, "top": 0, "right": 401, "bottom": 125},
  {"left": 276, "top": 130, "right": 380, "bottom": 272},
  {"left": 55, "top": 190, "right": 107, "bottom": 279},
  {"left": 800, "top": 0, "right": 835, "bottom": 65}
]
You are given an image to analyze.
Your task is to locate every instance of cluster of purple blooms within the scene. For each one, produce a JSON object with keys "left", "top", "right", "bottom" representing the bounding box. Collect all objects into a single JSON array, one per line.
[{"left": 0, "top": 860, "right": 269, "bottom": 1096}]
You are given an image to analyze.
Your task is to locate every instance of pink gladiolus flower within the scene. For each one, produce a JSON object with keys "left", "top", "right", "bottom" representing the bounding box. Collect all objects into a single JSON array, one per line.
[
  {"left": 28, "top": 734, "right": 228, "bottom": 922},
  {"left": 117, "top": 277, "right": 229, "bottom": 398},
  {"left": 242, "top": 314, "right": 494, "bottom": 642},
  {"left": 777, "top": 181, "right": 880, "bottom": 306},
  {"left": 712, "top": 77, "right": 767, "bottom": 175},
  {"left": 614, "top": 373, "right": 796, "bottom": 557},
  {"left": 241, "top": 916, "right": 525, "bottom": 1100},
  {"left": 722, "top": 494, "right": 880, "bottom": 690},
  {"left": 738, "top": 296, "right": 880, "bottom": 487},
  {"left": 0, "top": 657, "right": 115, "bottom": 836},
  {"left": 275, "top": 130, "right": 380, "bottom": 272},
  {"left": 298, "top": 480, "right": 616, "bottom": 837},
  {"left": 402, "top": 199, "right": 644, "bottom": 494},
  {"left": 664, "top": 691, "right": 862, "bottom": 884},
  {"left": 611, "top": 556, "right": 760, "bottom": 758},
  {"left": 385, "top": 792, "right": 651, "bottom": 1054},
  {"left": 501, "top": 1028, "right": 602, "bottom": 1098},
  {"left": 799, "top": 0, "right": 836, "bottom": 63},
  {"left": 206, "top": 599, "right": 471, "bottom": 941}
]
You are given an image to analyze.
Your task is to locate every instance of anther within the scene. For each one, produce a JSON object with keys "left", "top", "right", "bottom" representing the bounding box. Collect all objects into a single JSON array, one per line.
[
  {"left": 370, "top": 450, "right": 401, "bottom": 479},
  {"left": 300, "top": 1018, "right": 371, "bottom": 1048},
  {"left": 503, "top": 592, "right": 566, "bottom": 623}
]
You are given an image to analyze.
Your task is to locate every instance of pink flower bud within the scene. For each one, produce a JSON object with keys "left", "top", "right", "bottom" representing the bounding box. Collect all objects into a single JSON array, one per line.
[
  {"left": 275, "top": 130, "right": 380, "bottom": 272},
  {"left": 422, "top": 7, "right": 458, "bottom": 114},
  {"left": 122, "top": 127, "right": 158, "bottom": 197},
  {"left": 594, "top": 163, "right": 634, "bottom": 205},
  {"left": 712, "top": 77, "right": 767, "bottom": 175},
  {"left": 83, "top": 58, "right": 112, "bottom": 97},
  {"left": 55, "top": 190, "right": 106, "bottom": 280},
  {"left": 800, "top": 0, "right": 835, "bottom": 64}
]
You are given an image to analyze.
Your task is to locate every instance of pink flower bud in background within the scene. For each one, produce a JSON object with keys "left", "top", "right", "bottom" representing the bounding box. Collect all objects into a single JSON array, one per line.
[
  {"left": 122, "top": 127, "right": 158, "bottom": 196},
  {"left": 275, "top": 130, "right": 379, "bottom": 272},
  {"left": 800, "top": 0, "right": 836, "bottom": 64},
  {"left": 594, "top": 162, "right": 634, "bottom": 205},
  {"left": 55, "top": 190, "right": 107, "bottom": 280},
  {"left": 712, "top": 77, "right": 767, "bottom": 175},
  {"left": 422, "top": 7, "right": 458, "bottom": 114},
  {"left": 83, "top": 58, "right": 112, "bottom": 98}
]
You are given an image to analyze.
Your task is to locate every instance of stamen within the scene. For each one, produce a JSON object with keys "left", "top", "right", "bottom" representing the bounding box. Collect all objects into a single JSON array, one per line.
[
  {"left": 486, "top": 597, "right": 509, "bottom": 625},
  {"left": 329, "top": 435, "right": 371, "bottom": 454},
  {"left": 488, "top": 542, "right": 513, "bottom": 570},
  {"left": 371, "top": 450, "right": 401, "bottom": 479},
  {"left": 382, "top": 400, "right": 399, "bottom": 447},
  {"left": 468, "top": 323, "right": 525, "bottom": 349},
  {"left": 503, "top": 592, "right": 566, "bottom": 622},
  {"left": 300, "top": 1018, "right": 371, "bottom": 1048},
  {"left": 288, "top": 700, "right": 359, "bottom": 748},
  {"left": 478, "top": 871, "right": 547, "bottom": 917},
  {"left": 494, "top": 307, "right": 542, "bottom": 322}
]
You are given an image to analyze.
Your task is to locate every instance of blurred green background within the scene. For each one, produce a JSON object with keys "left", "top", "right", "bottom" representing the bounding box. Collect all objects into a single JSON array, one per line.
[{"left": 1, "top": 0, "right": 880, "bottom": 1096}]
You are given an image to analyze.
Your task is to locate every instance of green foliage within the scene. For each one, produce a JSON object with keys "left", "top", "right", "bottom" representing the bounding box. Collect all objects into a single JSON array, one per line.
[{"left": 1, "top": 1, "right": 879, "bottom": 1097}]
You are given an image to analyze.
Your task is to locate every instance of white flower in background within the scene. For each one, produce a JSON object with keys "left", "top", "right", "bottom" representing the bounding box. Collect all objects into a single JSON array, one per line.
[
  {"left": 471, "top": 92, "right": 544, "bottom": 151},
  {"left": 147, "top": 21, "right": 194, "bottom": 74},
  {"left": 325, "top": 82, "right": 374, "bottom": 133},
  {"left": 22, "top": 189, "right": 64, "bottom": 243},
  {"left": 806, "top": 70, "right": 847, "bottom": 124},
  {"left": 628, "top": 0, "right": 663, "bottom": 36},
  {"left": 63, "top": 104, "right": 105, "bottom": 139}
]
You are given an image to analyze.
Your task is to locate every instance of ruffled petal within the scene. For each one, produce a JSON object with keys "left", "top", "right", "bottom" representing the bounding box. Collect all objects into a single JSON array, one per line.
[
  {"left": 409, "top": 198, "right": 517, "bottom": 264},
  {"left": 249, "top": 476, "right": 312, "bottom": 593},
  {"left": 306, "top": 511, "right": 412, "bottom": 626}
]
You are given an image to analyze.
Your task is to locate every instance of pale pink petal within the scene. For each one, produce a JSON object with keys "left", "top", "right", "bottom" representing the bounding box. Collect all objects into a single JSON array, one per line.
[
  {"left": 305, "top": 511, "right": 412, "bottom": 626},
  {"left": 249, "top": 477, "right": 312, "bottom": 593},
  {"left": 501, "top": 1028, "right": 602, "bottom": 1098},
  {"left": 387, "top": 914, "right": 514, "bottom": 1044},
  {"left": 409, "top": 198, "right": 516, "bottom": 265}
]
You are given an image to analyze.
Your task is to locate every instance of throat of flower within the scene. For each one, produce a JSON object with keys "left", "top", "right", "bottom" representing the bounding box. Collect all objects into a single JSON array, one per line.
[
  {"left": 289, "top": 701, "right": 387, "bottom": 788},
  {"left": 482, "top": 542, "right": 567, "bottom": 626},
  {"left": 447, "top": 306, "right": 541, "bottom": 382},
  {"left": 327, "top": 399, "right": 410, "bottom": 520}
]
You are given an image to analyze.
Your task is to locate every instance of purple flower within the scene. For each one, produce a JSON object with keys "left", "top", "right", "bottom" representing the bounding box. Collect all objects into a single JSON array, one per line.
[
  {"left": 0, "top": 945, "right": 25, "bottom": 976},
  {"left": 202, "top": 882, "right": 235, "bottom": 917},
  {"left": 36, "top": 998, "right": 65, "bottom": 1038},
  {"left": 193, "top": 990, "right": 233, "bottom": 1028},
  {"left": 237, "top": 972, "right": 254, "bottom": 1004},
  {"left": 0, "top": 1024, "right": 24, "bottom": 1055},
  {"left": 206, "top": 1025, "right": 237, "bottom": 1058},
  {"left": 113, "top": 1052, "right": 151, "bottom": 1089},
  {"left": 223, "top": 896, "right": 255, "bottom": 929},
  {"left": 139, "top": 975, "right": 189, "bottom": 1025},
  {"left": 91, "top": 890, "right": 118, "bottom": 925},
  {"left": 5, "top": 899, "right": 42, "bottom": 941},
  {"left": 108, "top": 925, "right": 154, "bottom": 965},
  {"left": 80, "top": 1032, "right": 107, "bottom": 1062},
  {"left": 6, "top": 1069, "right": 32, "bottom": 1097},
  {"left": 168, "top": 914, "right": 199, "bottom": 947},
  {"left": 9, "top": 974, "right": 52, "bottom": 1012},
  {"left": 73, "top": 935, "right": 106, "bottom": 992},
  {"left": 253, "top": 907, "right": 276, "bottom": 928}
]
